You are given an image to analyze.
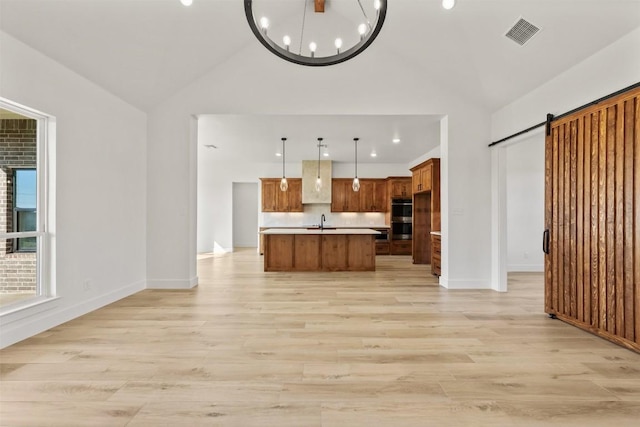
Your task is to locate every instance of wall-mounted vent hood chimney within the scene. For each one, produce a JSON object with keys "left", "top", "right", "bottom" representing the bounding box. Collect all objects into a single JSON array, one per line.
[{"left": 302, "top": 160, "right": 332, "bottom": 204}]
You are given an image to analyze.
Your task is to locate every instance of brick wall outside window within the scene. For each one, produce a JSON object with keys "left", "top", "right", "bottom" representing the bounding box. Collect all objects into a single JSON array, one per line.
[{"left": 0, "top": 119, "right": 37, "bottom": 294}]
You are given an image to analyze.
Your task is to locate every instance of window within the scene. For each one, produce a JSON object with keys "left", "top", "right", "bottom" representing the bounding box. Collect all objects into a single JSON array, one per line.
[
  {"left": 0, "top": 98, "right": 54, "bottom": 311},
  {"left": 14, "top": 169, "right": 37, "bottom": 252}
]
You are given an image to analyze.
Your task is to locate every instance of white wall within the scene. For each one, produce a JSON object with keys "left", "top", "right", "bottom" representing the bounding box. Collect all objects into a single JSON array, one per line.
[
  {"left": 0, "top": 32, "right": 147, "bottom": 348},
  {"left": 492, "top": 27, "right": 640, "bottom": 140},
  {"left": 151, "top": 36, "right": 493, "bottom": 289},
  {"left": 506, "top": 134, "right": 544, "bottom": 272},
  {"left": 232, "top": 183, "right": 258, "bottom": 248},
  {"left": 490, "top": 26, "right": 640, "bottom": 290}
]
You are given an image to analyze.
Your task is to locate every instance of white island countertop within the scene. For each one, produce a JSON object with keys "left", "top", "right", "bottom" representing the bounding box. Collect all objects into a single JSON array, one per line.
[{"left": 261, "top": 228, "right": 380, "bottom": 235}]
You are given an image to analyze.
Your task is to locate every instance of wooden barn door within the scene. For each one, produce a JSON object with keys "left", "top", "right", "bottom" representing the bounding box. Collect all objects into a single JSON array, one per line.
[{"left": 544, "top": 86, "right": 640, "bottom": 352}]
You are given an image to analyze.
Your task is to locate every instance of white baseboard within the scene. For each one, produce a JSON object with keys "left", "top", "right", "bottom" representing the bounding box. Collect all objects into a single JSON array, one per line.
[
  {"left": 146, "top": 276, "right": 198, "bottom": 289},
  {"left": 507, "top": 264, "right": 544, "bottom": 272},
  {"left": 438, "top": 276, "right": 491, "bottom": 290},
  {"left": 0, "top": 279, "right": 146, "bottom": 349}
]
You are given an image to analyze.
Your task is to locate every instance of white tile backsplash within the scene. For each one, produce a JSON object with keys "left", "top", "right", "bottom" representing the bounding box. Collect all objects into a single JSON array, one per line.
[{"left": 261, "top": 204, "right": 386, "bottom": 227}]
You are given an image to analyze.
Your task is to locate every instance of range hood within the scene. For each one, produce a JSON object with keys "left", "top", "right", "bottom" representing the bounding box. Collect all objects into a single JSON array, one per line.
[{"left": 302, "top": 160, "right": 332, "bottom": 204}]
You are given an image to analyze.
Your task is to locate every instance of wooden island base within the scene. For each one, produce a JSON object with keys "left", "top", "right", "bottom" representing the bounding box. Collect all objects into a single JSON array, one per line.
[{"left": 263, "top": 232, "right": 376, "bottom": 272}]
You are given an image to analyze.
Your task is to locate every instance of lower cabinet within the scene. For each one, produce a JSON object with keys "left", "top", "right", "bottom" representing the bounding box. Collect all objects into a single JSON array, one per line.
[
  {"left": 263, "top": 233, "right": 376, "bottom": 271},
  {"left": 390, "top": 240, "right": 412, "bottom": 255},
  {"left": 431, "top": 234, "right": 441, "bottom": 276},
  {"left": 375, "top": 241, "right": 390, "bottom": 255}
]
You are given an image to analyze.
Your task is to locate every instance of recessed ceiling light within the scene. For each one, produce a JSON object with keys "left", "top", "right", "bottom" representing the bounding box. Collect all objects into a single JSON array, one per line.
[
  {"left": 275, "top": 152, "right": 282, "bottom": 157},
  {"left": 370, "top": 152, "right": 377, "bottom": 158},
  {"left": 442, "top": 0, "right": 456, "bottom": 10},
  {"left": 180, "top": 0, "right": 193, "bottom": 6},
  {"left": 323, "top": 152, "right": 329, "bottom": 157},
  {"left": 392, "top": 138, "right": 401, "bottom": 144}
]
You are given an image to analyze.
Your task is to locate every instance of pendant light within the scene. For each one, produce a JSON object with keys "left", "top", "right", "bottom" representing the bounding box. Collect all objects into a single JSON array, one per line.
[
  {"left": 315, "top": 137, "right": 324, "bottom": 192},
  {"left": 352, "top": 137, "right": 360, "bottom": 192},
  {"left": 279, "top": 137, "right": 288, "bottom": 191}
]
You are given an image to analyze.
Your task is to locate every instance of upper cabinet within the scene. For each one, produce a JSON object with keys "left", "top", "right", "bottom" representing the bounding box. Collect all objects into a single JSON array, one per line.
[
  {"left": 387, "top": 177, "right": 412, "bottom": 199},
  {"left": 359, "top": 179, "right": 387, "bottom": 212},
  {"left": 331, "top": 179, "right": 361, "bottom": 212},
  {"left": 262, "top": 176, "right": 391, "bottom": 213},
  {"left": 331, "top": 178, "right": 387, "bottom": 213},
  {"left": 260, "top": 178, "right": 303, "bottom": 212},
  {"left": 411, "top": 161, "right": 433, "bottom": 193}
]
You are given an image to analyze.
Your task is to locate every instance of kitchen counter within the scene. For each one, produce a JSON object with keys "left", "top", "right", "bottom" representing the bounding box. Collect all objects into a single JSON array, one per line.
[
  {"left": 262, "top": 228, "right": 377, "bottom": 272},
  {"left": 262, "top": 228, "right": 380, "bottom": 235},
  {"left": 261, "top": 225, "right": 389, "bottom": 229}
]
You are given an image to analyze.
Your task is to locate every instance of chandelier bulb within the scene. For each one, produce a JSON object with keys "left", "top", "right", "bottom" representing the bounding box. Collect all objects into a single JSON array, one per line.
[
  {"left": 358, "top": 23, "right": 367, "bottom": 41},
  {"left": 374, "top": 0, "right": 381, "bottom": 11},
  {"left": 259, "top": 16, "right": 269, "bottom": 34},
  {"left": 335, "top": 38, "right": 343, "bottom": 54},
  {"left": 283, "top": 35, "right": 291, "bottom": 51},
  {"left": 309, "top": 42, "right": 317, "bottom": 57}
]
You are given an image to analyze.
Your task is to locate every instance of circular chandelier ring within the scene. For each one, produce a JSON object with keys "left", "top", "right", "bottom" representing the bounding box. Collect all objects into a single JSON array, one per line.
[{"left": 244, "top": 0, "right": 387, "bottom": 67}]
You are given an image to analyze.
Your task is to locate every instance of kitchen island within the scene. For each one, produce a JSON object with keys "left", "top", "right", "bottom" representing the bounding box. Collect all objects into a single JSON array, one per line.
[{"left": 261, "top": 228, "right": 380, "bottom": 272}]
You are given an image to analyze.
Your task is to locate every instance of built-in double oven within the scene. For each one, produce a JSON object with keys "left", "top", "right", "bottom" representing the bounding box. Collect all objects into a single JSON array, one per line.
[{"left": 391, "top": 198, "right": 412, "bottom": 240}]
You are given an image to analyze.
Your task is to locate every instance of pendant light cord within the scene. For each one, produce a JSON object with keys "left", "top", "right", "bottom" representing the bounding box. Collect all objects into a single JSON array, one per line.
[
  {"left": 356, "top": 0, "right": 372, "bottom": 30},
  {"left": 282, "top": 138, "right": 286, "bottom": 178},
  {"left": 317, "top": 138, "right": 321, "bottom": 178},
  {"left": 354, "top": 138, "right": 358, "bottom": 178},
  {"left": 299, "top": 0, "right": 309, "bottom": 55}
]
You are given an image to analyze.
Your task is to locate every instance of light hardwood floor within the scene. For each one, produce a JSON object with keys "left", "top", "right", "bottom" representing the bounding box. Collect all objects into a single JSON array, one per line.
[{"left": 1, "top": 249, "right": 639, "bottom": 426}]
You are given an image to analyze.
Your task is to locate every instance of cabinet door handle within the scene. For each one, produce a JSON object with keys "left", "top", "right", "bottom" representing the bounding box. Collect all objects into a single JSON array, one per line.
[{"left": 542, "top": 229, "right": 550, "bottom": 254}]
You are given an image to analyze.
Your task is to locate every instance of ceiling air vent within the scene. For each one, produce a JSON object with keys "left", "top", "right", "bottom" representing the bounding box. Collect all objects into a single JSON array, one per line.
[{"left": 505, "top": 17, "right": 540, "bottom": 46}]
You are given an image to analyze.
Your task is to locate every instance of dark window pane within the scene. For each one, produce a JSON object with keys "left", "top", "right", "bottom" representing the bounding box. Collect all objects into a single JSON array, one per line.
[
  {"left": 17, "top": 236, "right": 36, "bottom": 251},
  {"left": 17, "top": 210, "right": 36, "bottom": 232},
  {"left": 17, "top": 210, "right": 36, "bottom": 252}
]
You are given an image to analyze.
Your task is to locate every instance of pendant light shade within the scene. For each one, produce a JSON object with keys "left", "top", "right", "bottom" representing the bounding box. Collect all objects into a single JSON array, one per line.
[
  {"left": 279, "top": 137, "right": 288, "bottom": 191},
  {"left": 315, "top": 137, "right": 324, "bottom": 192},
  {"left": 352, "top": 137, "right": 360, "bottom": 192}
]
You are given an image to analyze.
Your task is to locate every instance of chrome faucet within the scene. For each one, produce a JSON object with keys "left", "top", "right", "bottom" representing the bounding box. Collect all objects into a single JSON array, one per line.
[{"left": 320, "top": 214, "right": 326, "bottom": 230}]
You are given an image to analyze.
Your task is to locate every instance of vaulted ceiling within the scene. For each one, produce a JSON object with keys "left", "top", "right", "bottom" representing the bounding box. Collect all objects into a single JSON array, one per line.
[
  {"left": 1, "top": 0, "right": 639, "bottom": 163},
  {"left": 2, "top": 0, "right": 638, "bottom": 111}
]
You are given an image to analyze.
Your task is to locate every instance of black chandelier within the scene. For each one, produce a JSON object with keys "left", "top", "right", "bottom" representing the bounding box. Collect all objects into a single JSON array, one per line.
[{"left": 244, "top": 0, "right": 387, "bottom": 67}]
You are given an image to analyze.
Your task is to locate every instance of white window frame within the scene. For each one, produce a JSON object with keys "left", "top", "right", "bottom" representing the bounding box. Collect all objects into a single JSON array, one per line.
[{"left": 0, "top": 97, "right": 56, "bottom": 317}]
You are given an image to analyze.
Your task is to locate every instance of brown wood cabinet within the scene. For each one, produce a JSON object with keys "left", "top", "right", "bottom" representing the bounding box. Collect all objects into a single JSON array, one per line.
[
  {"left": 390, "top": 240, "right": 411, "bottom": 255},
  {"left": 375, "top": 241, "right": 390, "bottom": 255},
  {"left": 388, "top": 177, "right": 412, "bottom": 199},
  {"left": 359, "top": 179, "right": 387, "bottom": 212},
  {"left": 431, "top": 234, "right": 441, "bottom": 276},
  {"left": 331, "top": 178, "right": 387, "bottom": 213},
  {"left": 410, "top": 159, "right": 441, "bottom": 265},
  {"left": 260, "top": 178, "right": 303, "bottom": 212},
  {"left": 331, "top": 179, "right": 360, "bottom": 212},
  {"left": 263, "top": 232, "right": 376, "bottom": 271},
  {"left": 412, "top": 162, "right": 433, "bottom": 193}
]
